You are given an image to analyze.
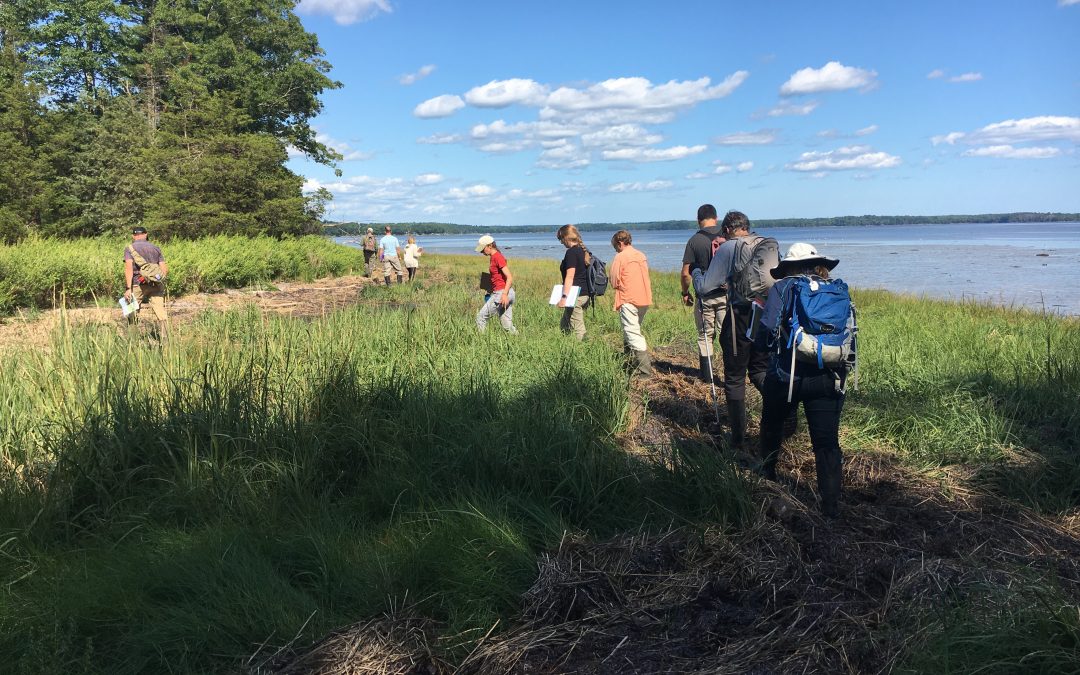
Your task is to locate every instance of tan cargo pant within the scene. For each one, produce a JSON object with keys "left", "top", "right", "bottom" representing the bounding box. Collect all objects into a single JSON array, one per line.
[
  {"left": 132, "top": 282, "right": 168, "bottom": 322},
  {"left": 560, "top": 295, "right": 592, "bottom": 340},
  {"left": 695, "top": 294, "right": 727, "bottom": 358}
]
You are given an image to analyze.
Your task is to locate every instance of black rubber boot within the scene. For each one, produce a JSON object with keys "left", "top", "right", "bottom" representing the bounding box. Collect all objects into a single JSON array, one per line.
[
  {"left": 699, "top": 356, "right": 713, "bottom": 383},
  {"left": 815, "top": 446, "right": 843, "bottom": 518},
  {"left": 782, "top": 406, "right": 799, "bottom": 439},
  {"left": 757, "top": 422, "right": 781, "bottom": 481},
  {"left": 728, "top": 398, "right": 747, "bottom": 450},
  {"left": 384, "top": 276, "right": 392, "bottom": 287},
  {"left": 633, "top": 350, "right": 653, "bottom": 379}
]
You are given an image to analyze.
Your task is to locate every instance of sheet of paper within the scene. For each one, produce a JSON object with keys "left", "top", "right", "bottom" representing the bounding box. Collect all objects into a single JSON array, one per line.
[{"left": 549, "top": 285, "right": 581, "bottom": 305}]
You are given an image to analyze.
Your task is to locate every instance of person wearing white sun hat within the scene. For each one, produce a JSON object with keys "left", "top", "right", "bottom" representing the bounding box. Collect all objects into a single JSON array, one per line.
[{"left": 755, "top": 242, "right": 848, "bottom": 519}]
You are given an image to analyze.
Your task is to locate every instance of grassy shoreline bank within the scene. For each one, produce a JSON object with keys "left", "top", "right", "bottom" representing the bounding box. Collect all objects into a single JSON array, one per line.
[
  {"left": 1, "top": 249, "right": 1077, "bottom": 673},
  {"left": 0, "top": 235, "right": 366, "bottom": 315}
]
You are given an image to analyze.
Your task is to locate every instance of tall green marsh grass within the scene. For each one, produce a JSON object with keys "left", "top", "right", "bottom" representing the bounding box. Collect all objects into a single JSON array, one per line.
[
  {"left": 0, "top": 244, "right": 1077, "bottom": 672},
  {"left": 0, "top": 235, "right": 366, "bottom": 314},
  {"left": 0, "top": 261, "right": 751, "bottom": 673}
]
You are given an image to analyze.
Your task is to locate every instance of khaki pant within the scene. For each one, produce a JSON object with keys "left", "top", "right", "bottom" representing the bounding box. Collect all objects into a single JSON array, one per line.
[
  {"left": 619, "top": 303, "right": 649, "bottom": 351},
  {"left": 133, "top": 282, "right": 167, "bottom": 322},
  {"left": 560, "top": 295, "right": 591, "bottom": 340},
  {"left": 695, "top": 294, "right": 727, "bottom": 358},
  {"left": 383, "top": 255, "right": 403, "bottom": 277}
]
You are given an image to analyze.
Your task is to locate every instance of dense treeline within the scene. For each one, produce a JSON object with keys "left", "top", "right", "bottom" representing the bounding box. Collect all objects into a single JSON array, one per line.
[
  {"left": 324, "top": 212, "right": 1080, "bottom": 236},
  {"left": 0, "top": 0, "right": 338, "bottom": 244}
]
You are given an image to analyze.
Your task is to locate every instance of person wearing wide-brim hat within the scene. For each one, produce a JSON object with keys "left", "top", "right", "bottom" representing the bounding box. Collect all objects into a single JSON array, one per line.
[{"left": 755, "top": 242, "right": 846, "bottom": 518}]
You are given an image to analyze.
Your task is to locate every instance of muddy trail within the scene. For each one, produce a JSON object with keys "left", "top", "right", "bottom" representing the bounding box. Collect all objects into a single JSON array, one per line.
[{"left": 264, "top": 348, "right": 1080, "bottom": 674}]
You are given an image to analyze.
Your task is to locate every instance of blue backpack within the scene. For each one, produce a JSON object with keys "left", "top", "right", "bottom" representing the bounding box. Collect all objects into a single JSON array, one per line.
[
  {"left": 771, "top": 276, "right": 858, "bottom": 401},
  {"left": 584, "top": 249, "right": 608, "bottom": 297}
]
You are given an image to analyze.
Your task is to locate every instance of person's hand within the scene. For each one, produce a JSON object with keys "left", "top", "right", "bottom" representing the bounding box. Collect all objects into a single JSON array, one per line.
[
  {"left": 500, "top": 293, "right": 509, "bottom": 308},
  {"left": 682, "top": 291, "right": 694, "bottom": 307},
  {"left": 557, "top": 298, "right": 566, "bottom": 308},
  {"left": 124, "top": 289, "right": 132, "bottom": 302}
]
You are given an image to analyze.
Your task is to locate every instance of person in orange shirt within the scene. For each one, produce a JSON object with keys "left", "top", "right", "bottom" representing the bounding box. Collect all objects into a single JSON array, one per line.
[{"left": 609, "top": 229, "right": 654, "bottom": 378}]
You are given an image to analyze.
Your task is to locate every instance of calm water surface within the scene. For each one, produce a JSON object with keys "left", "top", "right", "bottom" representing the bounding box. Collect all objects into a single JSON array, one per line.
[{"left": 338, "top": 222, "right": 1080, "bottom": 315}]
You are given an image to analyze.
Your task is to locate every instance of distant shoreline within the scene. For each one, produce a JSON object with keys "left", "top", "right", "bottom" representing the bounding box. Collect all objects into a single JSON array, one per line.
[{"left": 323, "top": 212, "right": 1080, "bottom": 236}]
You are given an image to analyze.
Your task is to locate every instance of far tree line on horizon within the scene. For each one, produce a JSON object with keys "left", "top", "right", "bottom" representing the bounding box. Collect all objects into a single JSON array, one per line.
[
  {"left": 0, "top": 0, "right": 338, "bottom": 245},
  {"left": 322, "top": 212, "right": 1080, "bottom": 237}
]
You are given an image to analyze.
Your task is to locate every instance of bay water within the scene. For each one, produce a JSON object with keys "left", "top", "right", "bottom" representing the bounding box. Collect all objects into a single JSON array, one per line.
[{"left": 337, "top": 222, "right": 1080, "bottom": 316}]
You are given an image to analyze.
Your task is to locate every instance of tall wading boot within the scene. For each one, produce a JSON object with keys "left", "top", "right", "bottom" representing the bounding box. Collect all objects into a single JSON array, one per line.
[
  {"left": 782, "top": 406, "right": 799, "bottom": 439},
  {"left": 815, "top": 446, "right": 843, "bottom": 518},
  {"left": 758, "top": 424, "right": 781, "bottom": 481},
  {"left": 727, "top": 398, "right": 747, "bottom": 450},
  {"left": 384, "top": 276, "right": 392, "bottom": 287},
  {"left": 632, "top": 350, "right": 653, "bottom": 379},
  {"left": 699, "top": 356, "right": 713, "bottom": 383}
]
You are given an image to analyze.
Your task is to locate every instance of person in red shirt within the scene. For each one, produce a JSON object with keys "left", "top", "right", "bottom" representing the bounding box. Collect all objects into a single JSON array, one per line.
[
  {"left": 610, "top": 229, "right": 653, "bottom": 377},
  {"left": 475, "top": 235, "right": 518, "bottom": 334}
]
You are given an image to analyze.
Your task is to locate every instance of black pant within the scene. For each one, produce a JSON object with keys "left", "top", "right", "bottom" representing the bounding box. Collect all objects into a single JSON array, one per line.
[
  {"left": 760, "top": 371, "right": 845, "bottom": 505},
  {"left": 720, "top": 305, "right": 768, "bottom": 402}
]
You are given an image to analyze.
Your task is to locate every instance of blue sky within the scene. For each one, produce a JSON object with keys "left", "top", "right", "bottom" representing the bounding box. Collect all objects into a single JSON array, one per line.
[{"left": 289, "top": 0, "right": 1080, "bottom": 225}]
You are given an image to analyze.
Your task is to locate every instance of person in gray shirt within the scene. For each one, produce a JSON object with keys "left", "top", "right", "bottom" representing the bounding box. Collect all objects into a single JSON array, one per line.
[{"left": 695, "top": 211, "right": 770, "bottom": 449}]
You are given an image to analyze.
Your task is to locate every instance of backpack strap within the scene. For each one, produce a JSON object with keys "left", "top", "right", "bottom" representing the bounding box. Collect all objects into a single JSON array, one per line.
[{"left": 127, "top": 244, "right": 148, "bottom": 267}]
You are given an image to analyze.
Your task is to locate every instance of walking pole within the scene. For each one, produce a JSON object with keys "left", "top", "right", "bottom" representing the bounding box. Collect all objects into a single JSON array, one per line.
[{"left": 697, "top": 297, "right": 721, "bottom": 426}]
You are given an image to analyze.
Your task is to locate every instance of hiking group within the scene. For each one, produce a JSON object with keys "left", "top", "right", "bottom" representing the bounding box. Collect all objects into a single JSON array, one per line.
[
  {"left": 471, "top": 205, "right": 857, "bottom": 518},
  {"left": 119, "top": 215, "right": 856, "bottom": 518},
  {"left": 683, "top": 203, "right": 857, "bottom": 518}
]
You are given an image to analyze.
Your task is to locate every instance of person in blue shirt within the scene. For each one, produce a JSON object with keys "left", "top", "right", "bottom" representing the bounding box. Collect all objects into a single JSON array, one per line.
[{"left": 377, "top": 226, "right": 403, "bottom": 286}]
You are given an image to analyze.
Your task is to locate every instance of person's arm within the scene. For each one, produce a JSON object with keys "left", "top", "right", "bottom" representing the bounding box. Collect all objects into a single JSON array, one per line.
[
  {"left": 558, "top": 267, "right": 574, "bottom": 308},
  {"left": 609, "top": 255, "right": 623, "bottom": 291},
  {"left": 160, "top": 259, "right": 168, "bottom": 279},
  {"left": 377, "top": 243, "right": 384, "bottom": 259},
  {"left": 499, "top": 263, "right": 513, "bottom": 307},
  {"left": 124, "top": 258, "right": 134, "bottom": 300},
  {"left": 680, "top": 263, "right": 694, "bottom": 305}
]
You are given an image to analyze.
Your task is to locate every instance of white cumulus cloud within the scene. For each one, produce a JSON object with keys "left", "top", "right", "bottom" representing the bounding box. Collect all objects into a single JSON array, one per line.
[
  {"left": 413, "top": 94, "right": 465, "bottom": 118},
  {"left": 399, "top": 64, "right": 436, "bottom": 86},
  {"left": 780, "top": 61, "right": 878, "bottom": 95},
  {"left": 962, "top": 145, "right": 1061, "bottom": 159},
  {"left": 787, "top": 145, "right": 901, "bottom": 172},
  {"left": 933, "top": 115, "right": 1080, "bottom": 146},
  {"left": 546, "top": 72, "right": 748, "bottom": 112},
  {"left": 609, "top": 180, "right": 674, "bottom": 193},
  {"left": 297, "top": 0, "right": 391, "bottom": 25},
  {"left": 601, "top": 145, "right": 707, "bottom": 162},
  {"left": 685, "top": 171, "right": 709, "bottom": 180},
  {"left": 737, "top": 161, "right": 754, "bottom": 172},
  {"left": 927, "top": 69, "right": 946, "bottom": 79},
  {"left": 417, "top": 132, "right": 464, "bottom": 144},
  {"left": 413, "top": 173, "right": 444, "bottom": 185},
  {"left": 713, "top": 129, "right": 777, "bottom": 145},
  {"left": 464, "top": 79, "right": 550, "bottom": 107},
  {"left": 760, "top": 100, "right": 820, "bottom": 118},
  {"left": 949, "top": 72, "right": 983, "bottom": 83},
  {"left": 446, "top": 184, "right": 495, "bottom": 199},
  {"left": 581, "top": 124, "right": 663, "bottom": 147},
  {"left": 1059, "top": 0, "right": 1080, "bottom": 6},
  {"left": 713, "top": 163, "right": 732, "bottom": 175}
]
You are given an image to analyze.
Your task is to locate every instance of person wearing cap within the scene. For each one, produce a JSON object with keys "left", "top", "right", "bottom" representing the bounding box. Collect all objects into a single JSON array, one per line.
[
  {"left": 475, "top": 235, "right": 518, "bottom": 334},
  {"left": 361, "top": 227, "right": 377, "bottom": 276},
  {"left": 755, "top": 242, "right": 845, "bottom": 518},
  {"left": 123, "top": 226, "right": 169, "bottom": 334},
  {"left": 609, "top": 229, "right": 653, "bottom": 378},
  {"left": 680, "top": 204, "right": 728, "bottom": 382},
  {"left": 377, "top": 225, "right": 404, "bottom": 286},
  {"left": 703, "top": 210, "right": 770, "bottom": 449}
]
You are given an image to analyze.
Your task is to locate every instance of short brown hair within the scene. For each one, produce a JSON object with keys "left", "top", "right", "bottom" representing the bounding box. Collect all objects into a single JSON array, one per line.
[{"left": 611, "top": 230, "right": 632, "bottom": 247}]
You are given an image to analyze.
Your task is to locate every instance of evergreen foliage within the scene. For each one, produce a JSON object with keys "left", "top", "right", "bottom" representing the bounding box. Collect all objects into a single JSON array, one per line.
[{"left": 0, "top": 0, "right": 339, "bottom": 241}]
